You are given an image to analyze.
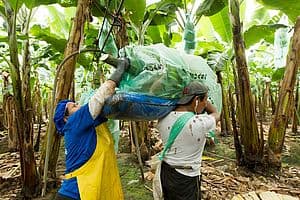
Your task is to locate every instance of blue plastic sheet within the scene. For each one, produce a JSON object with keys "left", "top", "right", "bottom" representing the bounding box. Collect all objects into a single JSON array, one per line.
[{"left": 100, "top": 92, "right": 177, "bottom": 121}]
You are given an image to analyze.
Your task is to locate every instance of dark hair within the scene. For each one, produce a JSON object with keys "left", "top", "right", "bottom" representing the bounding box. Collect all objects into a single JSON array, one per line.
[
  {"left": 198, "top": 93, "right": 207, "bottom": 101},
  {"left": 183, "top": 93, "right": 207, "bottom": 105}
]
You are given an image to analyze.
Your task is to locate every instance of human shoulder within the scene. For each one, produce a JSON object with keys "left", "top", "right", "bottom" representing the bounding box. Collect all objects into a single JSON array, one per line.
[{"left": 189, "top": 113, "right": 216, "bottom": 130}]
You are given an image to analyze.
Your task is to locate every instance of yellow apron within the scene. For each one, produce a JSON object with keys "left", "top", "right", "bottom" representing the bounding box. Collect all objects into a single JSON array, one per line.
[{"left": 65, "top": 123, "right": 124, "bottom": 200}]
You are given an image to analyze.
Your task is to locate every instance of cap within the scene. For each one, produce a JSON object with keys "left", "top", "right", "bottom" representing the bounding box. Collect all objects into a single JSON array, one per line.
[
  {"left": 177, "top": 81, "right": 208, "bottom": 105},
  {"left": 54, "top": 99, "right": 74, "bottom": 135}
]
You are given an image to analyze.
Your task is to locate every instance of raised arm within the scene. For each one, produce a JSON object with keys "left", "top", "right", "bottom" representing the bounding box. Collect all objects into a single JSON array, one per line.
[
  {"left": 89, "top": 80, "right": 116, "bottom": 119},
  {"left": 205, "top": 101, "right": 220, "bottom": 123},
  {"left": 88, "top": 58, "right": 129, "bottom": 119}
]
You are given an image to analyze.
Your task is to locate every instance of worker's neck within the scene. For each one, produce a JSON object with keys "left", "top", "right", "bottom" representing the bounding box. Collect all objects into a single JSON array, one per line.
[{"left": 175, "top": 105, "right": 193, "bottom": 112}]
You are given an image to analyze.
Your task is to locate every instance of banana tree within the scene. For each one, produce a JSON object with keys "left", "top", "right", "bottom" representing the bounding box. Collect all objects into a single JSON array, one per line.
[
  {"left": 198, "top": 0, "right": 294, "bottom": 168},
  {"left": 255, "top": 0, "right": 300, "bottom": 168},
  {"left": 207, "top": 51, "right": 232, "bottom": 135},
  {"left": 267, "top": 17, "right": 300, "bottom": 168},
  {"left": 229, "top": 0, "right": 263, "bottom": 167},
  {"left": 40, "top": 0, "right": 92, "bottom": 195},
  {"left": 1, "top": 0, "right": 91, "bottom": 197},
  {"left": 292, "top": 78, "right": 299, "bottom": 133},
  {"left": 1, "top": 0, "right": 41, "bottom": 197},
  {"left": 124, "top": 0, "right": 182, "bottom": 45}
]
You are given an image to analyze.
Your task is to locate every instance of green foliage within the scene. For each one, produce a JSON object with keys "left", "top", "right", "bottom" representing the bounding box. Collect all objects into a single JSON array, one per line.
[
  {"left": 7, "top": 0, "right": 23, "bottom": 10},
  {"left": 30, "top": 25, "right": 66, "bottom": 53},
  {"left": 24, "top": 0, "right": 58, "bottom": 9},
  {"left": 57, "top": 0, "right": 76, "bottom": 7},
  {"left": 195, "top": 40, "right": 225, "bottom": 56},
  {"left": 84, "top": 27, "right": 99, "bottom": 48},
  {"left": 98, "top": 0, "right": 120, "bottom": 11},
  {"left": 271, "top": 67, "right": 285, "bottom": 82},
  {"left": 244, "top": 24, "right": 288, "bottom": 48},
  {"left": 46, "top": 5, "right": 73, "bottom": 39},
  {"left": 0, "top": 35, "right": 28, "bottom": 43},
  {"left": 208, "top": 6, "right": 232, "bottom": 43},
  {"left": 146, "top": 25, "right": 181, "bottom": 47},
  {"left": 256, "top": 0, "right": 300, "bottom": 23},
  {"left": 282, "top": 141, "right": 300, "bottom": 166},
  {"left": 117, "top": 156, "right": 153, "bottom": 200},
  {"left": 196, "top": 0, "right": 227, "bottom": 18},
  {"left": 151, "top": 13, "right": 177, "bottom": 26},
  {"left": 7, "top": 0, "right": 74, "bottom": 10},
  {"left": 207, "top": 51, "right": 229, "bottom": 72},
  {"left": 147, "top": 0, "right": 182, "bottom": 26},
  {"left": 146, "top": 26, "right": 163, "bottom": 44},
  {"left": 162, "top": 31, "right": 171, "bottom": 46},
  {"left": 124, "top": 0, "right": 146, "bottom": 27},
  {"left": 0, "top": 6, "right": 5, "bottom": 19},
  {"left": 204, "top": 137, "right": 236, "bottom": 160},
  {"left": 243, "top": 7, "right": 271, "bottom": 30},
  {"left": 30, "top": 25, "right": 94, "bottom": 69}
]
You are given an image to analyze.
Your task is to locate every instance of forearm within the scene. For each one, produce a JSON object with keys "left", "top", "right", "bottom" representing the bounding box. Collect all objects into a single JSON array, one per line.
[
  {"left": 205, "top": 101, "right": 217, "bottom": 114},
  {"left": 88, "top": 80, "right": 116, "bottom": 119},
  {"left": 206, "top": 102, "right": 220, "bottom": 122}
]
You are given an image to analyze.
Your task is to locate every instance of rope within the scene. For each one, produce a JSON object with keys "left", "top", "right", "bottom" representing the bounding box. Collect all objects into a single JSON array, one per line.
[
  {"left": 97, "top": 0, "right": 112, "bottom": 57},
  {"left": 99, "top": 0, "right": 126, "bottom": 56}
]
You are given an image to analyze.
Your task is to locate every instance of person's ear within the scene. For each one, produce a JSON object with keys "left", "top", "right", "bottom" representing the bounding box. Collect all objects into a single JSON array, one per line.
[
  {"left": 194, "top": 97, "right": 200, "bottom": 114},
  {"left": 195, "top": 99, "right": 199, "bottom": 107}
]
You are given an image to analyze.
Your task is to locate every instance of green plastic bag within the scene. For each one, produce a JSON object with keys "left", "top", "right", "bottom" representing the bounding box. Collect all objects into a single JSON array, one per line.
[
  {"left": 119, "top": 44, "right": 222, "bottom": 112},
  {"left": 98, "top": 19, "right": 118, "bottom": 57},
  {"left": 183, "top": 14, "right": 196, "bottom": 53}
]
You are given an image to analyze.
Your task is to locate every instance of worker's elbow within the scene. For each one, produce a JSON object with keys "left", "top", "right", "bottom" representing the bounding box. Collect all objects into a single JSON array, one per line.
[{"left": 211, "top": 112, "right": 220, "bottom": 122}]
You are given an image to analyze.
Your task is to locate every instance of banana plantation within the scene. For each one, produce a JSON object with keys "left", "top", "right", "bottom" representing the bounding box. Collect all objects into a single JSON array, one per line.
[{"left": 0, "top": 0, "right": 299, "bottom": 199}]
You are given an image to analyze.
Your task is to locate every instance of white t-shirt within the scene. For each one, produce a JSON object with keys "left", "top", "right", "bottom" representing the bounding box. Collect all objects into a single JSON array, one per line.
[{"left": 157, "top": 111, "right": 216, "bottom": 177}]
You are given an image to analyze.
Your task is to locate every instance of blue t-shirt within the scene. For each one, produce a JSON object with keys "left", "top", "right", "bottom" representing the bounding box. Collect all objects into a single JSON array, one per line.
[{"left": 58, "top": 104, "right": 107, "bottom": 199}]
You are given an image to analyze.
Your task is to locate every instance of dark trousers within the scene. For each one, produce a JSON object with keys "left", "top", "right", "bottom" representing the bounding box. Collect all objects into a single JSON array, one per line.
[{"left": 160, "top": 161, "right": 201, "bottom": 200}]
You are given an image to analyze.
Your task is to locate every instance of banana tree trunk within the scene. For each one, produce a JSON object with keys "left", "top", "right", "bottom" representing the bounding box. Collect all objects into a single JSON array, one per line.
[
  {"left": 263, "top": 81, "right": 271, "bottom": 117},
  {"left": 5, "top": 95, "right": 18, "bottom": 151},
  {"left": 229, "top": 0, "right": 263, "bottom": 167},
  {"left": 292, "top": 79, "right": 299, "bottom": 133},
  {"left": 2, "top": 72, "right": 9, "bottom": 130},
  {"left": 270, "top": 90, "right": 276, "bottom": 115},
  {"left": 268, "top": 17, "right": 300, "bottom": 168},
  {"left": 217, "top": 71, "right": 232, "bottom": 136},
  {"left": 229, "top": 85, "right": 244, "bottom": 165},
  {"left": 257, "top": 84, "right": 265, "bottom": 144},
  {"left": 22, "top": 8, "right": 41, "bottom": 196},
  {"left": 40, "top": 0, "right": 91, "bottom": 189},
  {"left": 32, "top": 79, "right": 43, "bottom": 152},
  {"left": 4, "top": 1, "right": 40, "bottom": 197}
]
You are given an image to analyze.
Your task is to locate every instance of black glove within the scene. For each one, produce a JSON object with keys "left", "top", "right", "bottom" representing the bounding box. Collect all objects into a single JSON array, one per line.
[{"left": 108, "top": 57, "right": 130, "bottom": 86}]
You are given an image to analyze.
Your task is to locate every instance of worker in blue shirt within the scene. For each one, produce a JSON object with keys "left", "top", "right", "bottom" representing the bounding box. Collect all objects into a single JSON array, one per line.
[{"left": 53, "top": 58, "right": 129, "bottom": 200}]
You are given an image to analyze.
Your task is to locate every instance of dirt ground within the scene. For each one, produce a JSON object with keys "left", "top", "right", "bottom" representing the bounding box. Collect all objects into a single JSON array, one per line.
[{"left": 0, "top": 122, "right": 299, "bottom": 200}]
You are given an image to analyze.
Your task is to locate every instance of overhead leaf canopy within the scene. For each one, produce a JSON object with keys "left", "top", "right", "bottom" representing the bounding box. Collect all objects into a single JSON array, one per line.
[
  {"left": 208, "top": 6, "right": 232, "bottom": 43},
  {"left": 256, "top": 0, "right": 300, "bottom": 23},
  {"left": 30, "top": 25, "right": 66, "bottom": 53},
  {"left": 147, "top": 0, "right": 182, "bottom": 26},
  {"left": 196, "top": 0, "right": 227, "bottom": 18},
  {"left": 244, "top": 24, "right": 288, "bottom": 48},
  {"left": 124, "top": 0, "right": 146, "bottom": 27},
  {"left": 7, "top": 0, "right": 76, "bottom": 10}
]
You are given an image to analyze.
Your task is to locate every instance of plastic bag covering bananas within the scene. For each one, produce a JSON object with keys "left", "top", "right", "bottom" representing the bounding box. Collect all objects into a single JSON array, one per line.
[{"left": 118, "top": 44, "right": 222, "bottom": 112}]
